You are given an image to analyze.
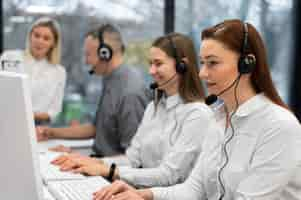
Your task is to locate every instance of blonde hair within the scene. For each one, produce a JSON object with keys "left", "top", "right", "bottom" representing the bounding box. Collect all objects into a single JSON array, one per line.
[{"left": 25, "top": 17, "right": 61, "bottom": 65}]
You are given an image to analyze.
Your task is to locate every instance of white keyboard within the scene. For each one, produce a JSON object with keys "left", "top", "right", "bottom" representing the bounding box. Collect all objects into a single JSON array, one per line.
[
  {"left": 40, "top": 153, "right": 85, "bottom": 183},
  {"left": 47, "top": 177, "right": 109, "bottom": 200},
  {"left": 44, "top": 186, "right": 56, "bottom": 200}
]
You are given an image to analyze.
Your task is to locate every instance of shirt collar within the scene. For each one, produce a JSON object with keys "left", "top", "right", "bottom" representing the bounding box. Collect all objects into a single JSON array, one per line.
[
  {"left": 160, "top": 93, "right": 183, "bottom": 110},
  {"left": 33, "top": 58, "right": 47, "bottom": 65},
  {"left": 234, "top": 93, "right": 269, "bottom": 117}
]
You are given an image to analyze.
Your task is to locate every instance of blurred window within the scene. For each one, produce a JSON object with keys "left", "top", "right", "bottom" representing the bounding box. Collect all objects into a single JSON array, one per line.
[{"left": 3, "top": 0, "right": 164, "bottom": 125}]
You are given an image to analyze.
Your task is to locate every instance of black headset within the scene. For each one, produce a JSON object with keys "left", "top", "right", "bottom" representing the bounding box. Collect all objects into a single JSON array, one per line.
[
  {"left": 238, "top": 22, "right": 256, "bottom": 74},
  {"left": 97, "top": 26, "right": 113, "bottom": 62},
  {"left": 167, "top": 35, "right": 187, "bottom": 74},
  {"left": 217, "top": 21, "right": 257, "bottom": 200}
]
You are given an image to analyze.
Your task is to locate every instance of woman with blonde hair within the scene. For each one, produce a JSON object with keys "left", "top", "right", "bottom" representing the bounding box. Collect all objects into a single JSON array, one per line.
[{"left": 0, "top": 17, "right": 66, "bottom": 123}]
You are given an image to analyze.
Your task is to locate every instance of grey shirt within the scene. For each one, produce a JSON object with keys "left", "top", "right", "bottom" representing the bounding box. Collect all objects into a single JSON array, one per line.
[{"left": 92, "top": 65, "right": 151, "bottom": 156}]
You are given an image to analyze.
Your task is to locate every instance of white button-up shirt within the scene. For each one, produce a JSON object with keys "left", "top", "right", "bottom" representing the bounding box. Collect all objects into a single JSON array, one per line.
[
  {"left": 0, "top": 50, "right": 66, "bottom": 120},
  {"left": 103, "top": 94, "right": 222, "bottom": 188},
  {"left": 152, "top": 94, "right": 301, "bottom": 200}
]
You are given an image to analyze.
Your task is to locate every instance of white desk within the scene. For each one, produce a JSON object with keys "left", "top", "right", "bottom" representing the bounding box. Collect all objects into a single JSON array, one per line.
[
  {"left": 43, "top": 186, "right": 56, "bottom": 200},
  {"left": 38, "top": 138, "right": 94, "bottom": 156}
]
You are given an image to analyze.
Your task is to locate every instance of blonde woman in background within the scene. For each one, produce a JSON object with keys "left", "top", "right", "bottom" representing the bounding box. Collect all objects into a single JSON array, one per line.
[{"left": 0, "top": 17, "right": 66, "bottom": 123}]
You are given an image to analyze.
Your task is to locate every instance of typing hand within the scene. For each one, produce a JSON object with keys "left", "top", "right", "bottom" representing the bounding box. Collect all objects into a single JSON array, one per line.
[
  {"left": 110, "top": 191, "right": 145, "bottom": 200},
  {"left": 51, "top": 153, "right": 100, "bottom": 173},
  {"left": 36, "top": 126, "right": 52, "bottom": 141},
  {"left": 51, "top": 153, "right": 82, "bottom": 170},
  {"left": 49, "top": 145, "right": 72, "bottom": 153},
  {"left": 72, "top": 159, "right": 109, "bottom": 176},
  {"left": 93, "top": 180, "right": 137, "bottom": 200}
]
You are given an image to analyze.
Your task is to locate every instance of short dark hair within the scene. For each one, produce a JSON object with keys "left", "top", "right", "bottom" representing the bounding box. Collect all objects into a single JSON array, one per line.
[{"left": 85, "top": 24, "right": 125, "bottom": 54}]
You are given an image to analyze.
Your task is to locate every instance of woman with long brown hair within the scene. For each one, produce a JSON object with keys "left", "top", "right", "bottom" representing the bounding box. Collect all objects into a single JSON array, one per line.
[
  {"left": 92, "top": 19, "right": 301, "bottom": 200},
  {"left": 51, "top": 33, "right": 221, "bottom": 189}
]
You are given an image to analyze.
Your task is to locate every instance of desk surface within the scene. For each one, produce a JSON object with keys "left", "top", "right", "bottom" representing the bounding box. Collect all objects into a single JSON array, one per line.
[
  {"left": 43, "top": 186, "right": 56, "bottom": 200},
  {"left": 38, "top": 138, "right": 94, "bottom": 155},
  {"left": 38, "top": 138, "right": 94, "bottom": 150}
]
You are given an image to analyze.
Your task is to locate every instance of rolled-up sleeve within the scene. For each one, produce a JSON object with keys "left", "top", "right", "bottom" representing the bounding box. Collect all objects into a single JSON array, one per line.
[{"left": 151, "top": 121, "right": 223, "bottom": 200}]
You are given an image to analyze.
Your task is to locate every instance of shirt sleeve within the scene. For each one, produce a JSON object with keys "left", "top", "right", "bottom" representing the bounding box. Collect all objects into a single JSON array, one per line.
[
  {"left": 150, "top": 164, "right": 205, "bottom": 200},
  {"left": 47, "top": 66, "right": 66, "bottom": 120},
  {"left": 118, "top": 108, "right": 216, "bottom": 188},
  {"left": 151, "top": 118, "right": 223, "bottom": 200},
  {"left": 102, "top": 155, "right": 132, "bottom": 166},
  {"left": 233, "top": 119, "right": 301, "bottom": 200},
  {"left": 118, "top": 102, "right": 153, "bottom": 169}
]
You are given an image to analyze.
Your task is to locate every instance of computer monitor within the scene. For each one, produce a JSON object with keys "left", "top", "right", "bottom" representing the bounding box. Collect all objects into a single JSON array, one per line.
[{"left": 0, "top": 71, "right": 43, "bottom": 199}]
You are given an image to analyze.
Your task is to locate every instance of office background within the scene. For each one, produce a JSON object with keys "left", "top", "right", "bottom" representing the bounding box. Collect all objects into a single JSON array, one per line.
[{"left": 0, "top": 0, "right": 300, "bottom": 122}]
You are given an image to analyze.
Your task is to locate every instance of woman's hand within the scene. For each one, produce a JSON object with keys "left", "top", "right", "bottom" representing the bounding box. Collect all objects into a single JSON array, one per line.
[
  {"left": 49, "top": 145, "right": 72, "bottom": 153},
  {"left": 93, "top": 180, "right": 137, "bottom": 200},
  {"left": 72, "top": 159, "right": 110, "bottom": 176},
  {"left": 51, "top": 153, "right": 106, "bottom": 175},
  {"left": 36, "top": 126, "right": 52, "bottom": 141}
]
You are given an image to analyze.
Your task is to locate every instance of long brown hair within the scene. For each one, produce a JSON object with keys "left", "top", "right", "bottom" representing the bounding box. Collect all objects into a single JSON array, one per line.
[
  {"left": 201, "top": 19, "right": 288, "bottom": 109},
  {"left": 152, "top": 32, "right": 205, "bottom": 103}
]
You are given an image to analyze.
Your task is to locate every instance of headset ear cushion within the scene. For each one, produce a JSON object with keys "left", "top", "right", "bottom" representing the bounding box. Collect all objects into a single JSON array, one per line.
[
  {"left": 176, "top": 61, "right": 187, "bottom": 74},
  {"left": 238, "top": 54, "right": 256, "bottom": 74},
  {"left": 98, "top": 43, "right": 113, "bottom": 62}
]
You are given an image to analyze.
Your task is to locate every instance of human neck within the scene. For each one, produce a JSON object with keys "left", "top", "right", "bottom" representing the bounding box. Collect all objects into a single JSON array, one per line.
[
  {"left": 222, "top": 84, "right": 257, "bottom": 112},
  {"left": 163, "top": 79, "right": 179, "bottom": 97}
]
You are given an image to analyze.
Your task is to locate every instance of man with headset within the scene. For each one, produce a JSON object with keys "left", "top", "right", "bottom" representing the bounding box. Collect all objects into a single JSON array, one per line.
[{"left": 37, "top": 24, "right": 151, "bottom": 157}]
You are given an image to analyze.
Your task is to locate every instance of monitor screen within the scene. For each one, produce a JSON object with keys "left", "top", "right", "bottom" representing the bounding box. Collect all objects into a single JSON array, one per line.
[{"left": 0, "top": 71, "right": 43, "bottom": 199}]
